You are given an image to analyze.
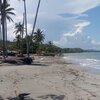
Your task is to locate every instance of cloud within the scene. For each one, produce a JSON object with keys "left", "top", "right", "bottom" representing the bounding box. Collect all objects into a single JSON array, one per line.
[
  {"left": 91, "top": 40, "right": 100, "bottom": 46},
  {"left": 53, "top": 21, "right": 100, "bottom": 50},
  {"left": 63, "top": 21, "right": 90, "bottom": 37},
  {"left": 36, "top": 0, "right": 100, "bottom": 15},
  {"left": 64, "top": 0, "right": 100, "bottom": 14},
  {"left": 74, "top": 21, "right": 90, "bottom": 33}
]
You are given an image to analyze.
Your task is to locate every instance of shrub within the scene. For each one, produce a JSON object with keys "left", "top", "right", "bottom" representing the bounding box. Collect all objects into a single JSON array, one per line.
[{"left": 43, "top": 53, "right": 55, "bottom": 56}]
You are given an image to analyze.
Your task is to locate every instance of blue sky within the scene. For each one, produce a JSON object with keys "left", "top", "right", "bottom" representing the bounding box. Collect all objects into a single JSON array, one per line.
[
  {"left": 8, "top": 0, "right": 100, "bottom": 50},
  {"left": 84, "top": 6, "right": 100, "bottom": 40}
]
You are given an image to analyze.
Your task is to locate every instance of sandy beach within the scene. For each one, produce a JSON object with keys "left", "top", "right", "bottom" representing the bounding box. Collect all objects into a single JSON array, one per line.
[{"left": 0, "top": 56, "right": 100, "bottom": 100}]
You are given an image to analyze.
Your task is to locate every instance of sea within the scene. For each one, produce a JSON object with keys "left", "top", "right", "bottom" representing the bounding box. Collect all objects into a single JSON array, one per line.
[{"left": 63, "top": 52, "right": 100, "bottom": 73}]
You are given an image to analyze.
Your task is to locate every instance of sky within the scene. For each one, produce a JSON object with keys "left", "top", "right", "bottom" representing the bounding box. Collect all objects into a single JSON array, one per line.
[{"left": 7, "top": 0, "right": 100, "bottom": 50}]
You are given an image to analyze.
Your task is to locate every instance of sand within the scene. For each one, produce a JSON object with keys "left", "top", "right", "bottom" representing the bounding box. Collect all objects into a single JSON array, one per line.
[{"left": 0, "top": 56, "right": 100, "bottom": 100}]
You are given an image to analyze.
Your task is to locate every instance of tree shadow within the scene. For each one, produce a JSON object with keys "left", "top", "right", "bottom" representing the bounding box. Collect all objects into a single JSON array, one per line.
[
  {"left": 38, "top": 94, "right": 65, "bottom": 100},
  {"left": 30, "top": 63, "right": 48, "bottom": 66},
  {"left": 7, "top": 93, "right": 35, "bottom": 100},
  {"left": 0, "top": 96, "right": 3, "bottom": 100}
]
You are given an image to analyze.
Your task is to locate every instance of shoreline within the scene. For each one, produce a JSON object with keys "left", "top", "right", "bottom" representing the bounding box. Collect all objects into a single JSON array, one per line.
[
  {"left": 63, "top": 54, "right": 100, "bottom": 75},
  {"left": 0, "top": 56, "right": 100, "bottom": 100}
]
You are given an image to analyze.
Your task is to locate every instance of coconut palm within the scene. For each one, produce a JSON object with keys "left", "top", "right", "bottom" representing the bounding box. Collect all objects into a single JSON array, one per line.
[
  {"left": 33, "top": 29, "right": 45, "bottom": 44},
  {"left": 14, "top": 22, "right": 24, "bottom": 52},
  {"left": 33, "top": 28, "right": 45, "bottom": 54},
  {"left": 14, "top": 22, "right": 24, "bottom": 38},
  {"left": 0, "top": 0, "right": 15, "bottom": 59}
]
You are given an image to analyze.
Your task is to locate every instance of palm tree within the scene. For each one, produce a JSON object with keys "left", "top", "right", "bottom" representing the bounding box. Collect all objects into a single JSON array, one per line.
[
  {"left": 18, "top": 0, "right": 29, "bottom": 57},
  {"left": 31, "top": 0, "right": 41, "bottom": 36},
  {"left": 33, "top": 28, "right": 45, "bottom": 54},
  {"left": 14, "top": 22, "right": 24, "bottom": 52},
  {"left": 14, "top": 22, "right": 24, "bottom": 38},
  {"left": 0, "top": 0, "right": 15, "bottom": 59},
  {"left": 33, "top": 29, "right": 45, "bottom": 44}
]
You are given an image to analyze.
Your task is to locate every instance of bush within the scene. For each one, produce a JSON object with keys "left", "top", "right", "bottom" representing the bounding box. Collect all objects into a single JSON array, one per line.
[{"left": 43, "top": 53, "right": 55, "bottom": 56}]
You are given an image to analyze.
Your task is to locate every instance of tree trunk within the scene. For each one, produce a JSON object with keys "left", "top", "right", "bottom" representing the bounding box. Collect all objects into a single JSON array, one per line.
[
  {"left": 31, "top": 0, "right": 41, "bottom": 36},
  {"left": 0, "top": 18, "right": 2, "bottom": 41},
  {"left": 0, "top": 0, "right": 2, "bottom": 50},
  {"left": 2, "top": 16, "right": 6, "bottom": 60},
  {"left": 5, "top": 18, "right": 8, "bottom": 57},
  {"left": 2, "top": 0, "right": 6, "bottom": 60},
  {"left": 23, "top": 0, "right": 29, "bottom": 57}
]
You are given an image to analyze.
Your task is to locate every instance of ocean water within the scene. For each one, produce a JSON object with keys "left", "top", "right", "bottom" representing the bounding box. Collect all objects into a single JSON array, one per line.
[{"left": 63, "top": 52, "right": 100, "bottom": 72}]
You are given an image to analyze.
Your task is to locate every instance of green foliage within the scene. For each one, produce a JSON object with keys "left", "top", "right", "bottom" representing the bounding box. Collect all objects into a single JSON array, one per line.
[
  {"left": 62, "top": 48, "right": 84, "bottom": 53},
  {"left": 14, "top": 22, "right": 24, "bottom": 38},
  {"left": 1, "top": 37, "right": 84, "bottom": 55},
  {"left": 33, "top": 28, "right": 45, "bottom": 44}
]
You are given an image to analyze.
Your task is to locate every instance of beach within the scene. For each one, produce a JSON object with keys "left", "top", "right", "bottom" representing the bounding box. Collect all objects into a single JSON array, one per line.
[{"left": 0, "top": 56, "right": 100, "bottom": 100}]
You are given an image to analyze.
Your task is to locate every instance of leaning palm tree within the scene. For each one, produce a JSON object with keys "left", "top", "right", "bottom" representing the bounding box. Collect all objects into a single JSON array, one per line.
[
  {"left": 33, "top": 28, "right": 45, "bottom": 54},
  {"left": 0, "top": 0, "right": 15, "bottom": 59},
  {"left": 31, "top": 0, "right": 41, "bottom": 36}
]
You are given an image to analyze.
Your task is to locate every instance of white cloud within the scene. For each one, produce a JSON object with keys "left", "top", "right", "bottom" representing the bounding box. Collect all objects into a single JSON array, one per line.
[
  {"left": 91, "top": 40, "right": 100, "bottom": 46},
  {"left": 53, "top": 21, "right": 100, "bottom": 50},
  {"left": 63, "top": 21, "right": 90, "bottom": 37},
  {"left": 74, "top": 21, "right": 90, "bottom": 33},
  {"left": 64, "top": 0, "right": 100, "bottom": 14}
]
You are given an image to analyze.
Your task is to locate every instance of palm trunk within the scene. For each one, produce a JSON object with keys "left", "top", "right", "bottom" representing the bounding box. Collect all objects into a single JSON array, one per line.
[
  {"left": 5, "top": 18, "right": 8, "bottom": 57},
  {"left": 0, "top": 0, "right": 2, "bottom": 50},
  {"left": 2, "top": 0, "right": 6, "bottom": 60},
  {"left": 2, "top": 17, "right": 6, "bottom": 60},
  {"left": 23, "top": 0, "right": 29, "bottom": 57},
  {"left": 31, "top": 0, "right": 41, "bottom": 36},
  {"left": 20, "top": 31, "right": 22, "bottom": 52},
  {"left": 0, "top": 18, "right": 2, "bottom": 41},
  {"left": 21, "top": 13, "right": 24, "bottom": 53}
]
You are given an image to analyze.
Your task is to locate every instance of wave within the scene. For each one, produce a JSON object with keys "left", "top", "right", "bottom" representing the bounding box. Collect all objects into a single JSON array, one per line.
[
  {"left": 63, "top": 55, "right": 100, "bottom": 70},
  {"left": 86, "top": 58, "right": 99, "bottom": 62}
]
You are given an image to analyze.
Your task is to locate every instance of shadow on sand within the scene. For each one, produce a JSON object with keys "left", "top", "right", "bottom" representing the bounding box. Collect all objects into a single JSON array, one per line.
[
  {"left": 7, "top": 93, "right": 35, "bottom": 100},
  {"left": 0, "top": 93, "right": 65, "bottom": 100}
]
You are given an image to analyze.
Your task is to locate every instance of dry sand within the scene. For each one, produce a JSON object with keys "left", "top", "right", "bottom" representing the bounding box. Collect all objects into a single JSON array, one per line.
[{"left": 0, "top": 56, "right": 100, "bottom": 100}]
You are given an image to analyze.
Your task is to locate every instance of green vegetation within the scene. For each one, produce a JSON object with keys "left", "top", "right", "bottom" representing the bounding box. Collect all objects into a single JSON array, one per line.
[
  {"left": 0, "top": 38, "right": 85, "bottom": 55},
  {"left": 62, "top": 48, "right": 84, "bottom": 53}
]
